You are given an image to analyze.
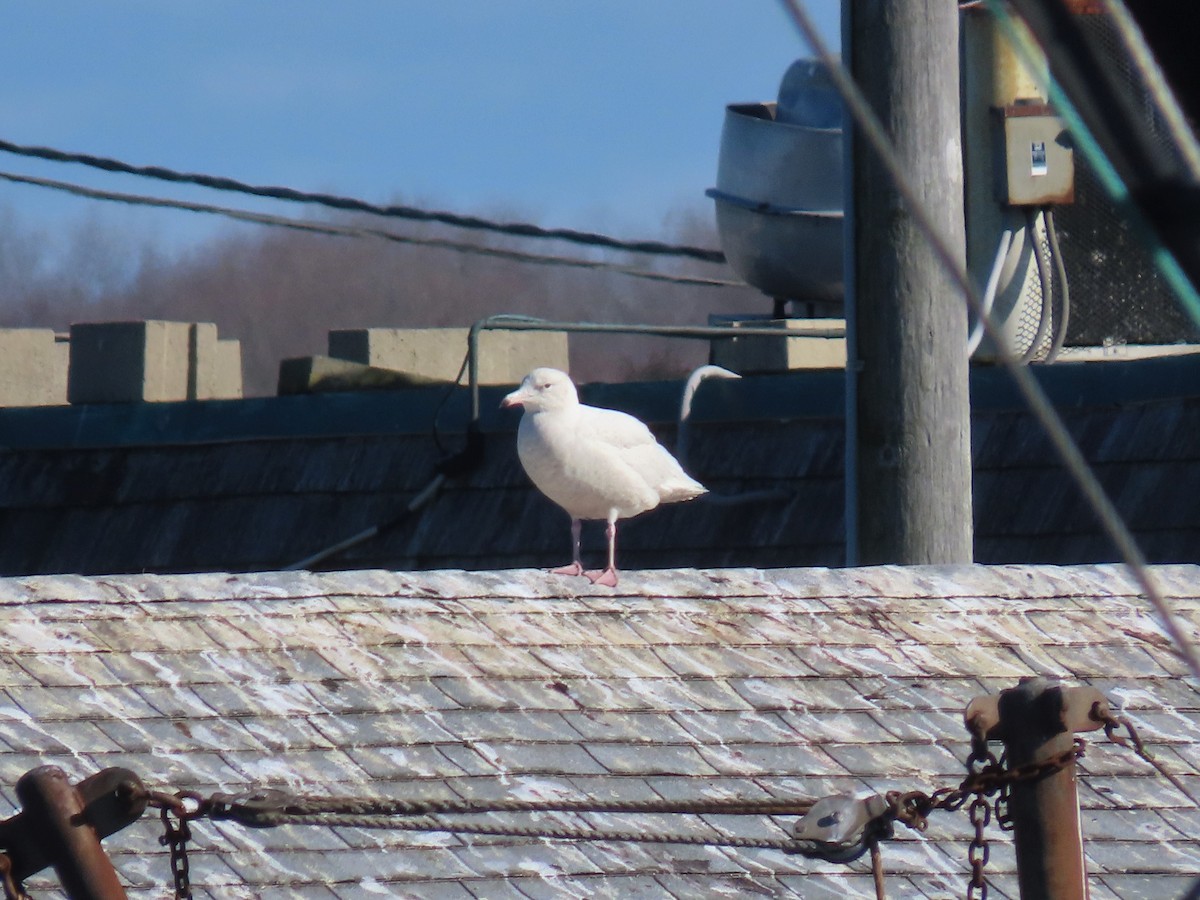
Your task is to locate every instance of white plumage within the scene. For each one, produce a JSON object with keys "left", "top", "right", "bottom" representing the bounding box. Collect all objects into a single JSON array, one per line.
[{"left": 501, "top": 367, "right": 706, "bottom": 586}]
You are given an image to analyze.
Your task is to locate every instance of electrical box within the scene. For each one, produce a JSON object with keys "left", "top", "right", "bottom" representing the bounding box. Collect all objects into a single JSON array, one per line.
[{"left": 994, "top": 103, "right": 1075, "bottom": 206}]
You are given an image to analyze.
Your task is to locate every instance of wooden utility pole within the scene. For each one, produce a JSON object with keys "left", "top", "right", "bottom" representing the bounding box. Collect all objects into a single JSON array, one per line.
[{"left": 849, "top": 0, "right": 974, "bottom": 564}]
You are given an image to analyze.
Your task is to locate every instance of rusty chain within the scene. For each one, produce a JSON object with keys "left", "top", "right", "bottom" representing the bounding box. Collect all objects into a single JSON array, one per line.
[
  {"left": 965, "top": 728, "right": 997, "bottom": 900},
  {"left": 966, "top": 793, "right": 991, "bottom": 900},
  {"left": 994, "top": 750, "right": 1014, "bottom": 833},
  {"left": 888, "top": 739, "right": 1086, "bottom": 832},
  {"left": 144, "top": 789, "right": 211, "bottom": 900},
  {"left": 161, "top": 809, "right": 191, "bottom": 900},
  {"left": 887, "top": 732, "right": 1085, "bottom": 900}
]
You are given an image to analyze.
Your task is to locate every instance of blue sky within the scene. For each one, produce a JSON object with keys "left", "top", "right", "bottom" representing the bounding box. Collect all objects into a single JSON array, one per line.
[{"left": 0, "top": 2, "right": 839, "bottom": 256}]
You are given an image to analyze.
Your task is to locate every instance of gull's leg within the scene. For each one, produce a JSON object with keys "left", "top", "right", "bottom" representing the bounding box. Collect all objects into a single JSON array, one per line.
[
  {"left": 586, "top": 512, "right": 619, "bottom": 587},
  {"left": 550, "top": 518, "right": 585, "bottom": 576}
]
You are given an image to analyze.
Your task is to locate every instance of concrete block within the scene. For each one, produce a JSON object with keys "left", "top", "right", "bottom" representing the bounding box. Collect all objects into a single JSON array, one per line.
[
  {"left": 496, "top": 329, "right": 570, "bottom": 383},
  {"left": 278, "top": 356, "right": 444, "bottom": 395},
  {"left": 188, "top": 323, "right": 243, "bottom": 400},
  {"left": 188, "top": 322, "right": 217, "bottom": 400},
  {"left": 328, "top": 327, "right": 569, "bottom": 385},
  {"left": 68, "top": 320, "right": 243, "bottom": 404},
  {"left": 0, "top": 329, "right": 68, "bottom": 407},
  {"left": 709, "top": 316, "right": 846, "bottom": 374},
  {"left": 68, "top": 320, "right": 192, "bottom": 404},
  {"left": 213, "top": 340, "right": 244, "bottom": 399}
]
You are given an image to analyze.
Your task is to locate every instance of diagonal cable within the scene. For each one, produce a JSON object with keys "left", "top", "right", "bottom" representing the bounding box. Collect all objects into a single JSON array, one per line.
[
  {"left": 780, "top": 0, "right": 1200, "bottom": 679},
  {"left": 1098, "top": 0, "right": 1200, "bottom": 181}
]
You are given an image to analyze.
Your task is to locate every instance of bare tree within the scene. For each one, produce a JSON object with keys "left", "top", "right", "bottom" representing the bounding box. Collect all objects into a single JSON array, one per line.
[{"left": 0, "top": 198, "right": 763, "bottom": 394}]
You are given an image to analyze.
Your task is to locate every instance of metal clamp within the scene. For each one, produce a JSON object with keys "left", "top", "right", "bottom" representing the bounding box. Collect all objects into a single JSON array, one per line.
[
  {"left": 789, "top": 794, "right": 893, "bottom": 863},
  {"left": 207, "top": 788, "right": 295, "bottom": 827}
]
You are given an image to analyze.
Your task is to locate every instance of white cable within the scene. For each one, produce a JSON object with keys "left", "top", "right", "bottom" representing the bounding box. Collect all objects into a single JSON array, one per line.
[{"left": 967, "top": 228, "right": 1015, "bottom": 357}]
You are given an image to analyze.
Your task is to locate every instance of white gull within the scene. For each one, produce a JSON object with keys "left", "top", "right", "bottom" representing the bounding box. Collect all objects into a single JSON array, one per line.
[{"left": 501, "top": 367, "right": 707, "bottom": 587}]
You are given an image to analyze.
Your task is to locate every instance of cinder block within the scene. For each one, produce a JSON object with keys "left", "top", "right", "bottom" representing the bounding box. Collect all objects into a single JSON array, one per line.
[
  {"left": 278, "top": 356, "right": 445, "bottom": 395},
  {"left": 188, "top": 323, "right": 243, "bottom": 400},
  {"left": 68, "top": 320, "right": 192, "bottom": 404},
  {"left": 709, "top": 316, "right": 846, "bottom": 373},
  {"left": 0, "top": 329, "right": 68, "bottom": 407},
  {"left": 497, "top": 330, "right": 571, "bottom": 382},
  {"left": 328, "top": 327, "right": 569, "bottom": 385},
  {"left": 68, "top": 320, "right": 243, "bottom": 404},
  {"left": 212, "top": 340, "right": 244, "bottom": 399}
]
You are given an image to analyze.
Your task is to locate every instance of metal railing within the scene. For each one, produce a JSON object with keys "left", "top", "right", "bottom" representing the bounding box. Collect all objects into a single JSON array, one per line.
[{"left": 466, "top": 314, "right": 845, "bottom": 422}]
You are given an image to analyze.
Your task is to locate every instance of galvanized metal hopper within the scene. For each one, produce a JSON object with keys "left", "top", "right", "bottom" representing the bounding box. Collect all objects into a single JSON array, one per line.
[{"left": 708, "top": 59, "right": 845, "bottom": 314}]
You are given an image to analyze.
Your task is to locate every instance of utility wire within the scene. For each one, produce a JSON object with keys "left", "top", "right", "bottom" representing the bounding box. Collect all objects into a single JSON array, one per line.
[
  {"left": 0, "top": 137, "right": 726, "bottom": 263},
  {"left": 781, "top": 0, "right": 1200, "bottom": 679},
  {"left": 0, "top": 171, "right": 745, "bottom": 289}
]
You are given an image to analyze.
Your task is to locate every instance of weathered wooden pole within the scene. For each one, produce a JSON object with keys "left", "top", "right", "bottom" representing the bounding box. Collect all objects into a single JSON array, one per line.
[{"left": 849, "top": 0, "right": 974, "bottom": 563}]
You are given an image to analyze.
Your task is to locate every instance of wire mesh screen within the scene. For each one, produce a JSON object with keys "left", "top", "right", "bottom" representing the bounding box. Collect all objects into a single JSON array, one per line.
[{"left": 1051, "top": 11, "right": 1200, "bottom": 347}]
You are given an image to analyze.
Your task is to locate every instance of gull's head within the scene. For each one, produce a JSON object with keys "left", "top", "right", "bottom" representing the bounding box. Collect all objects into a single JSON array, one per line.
[{"left": 501, "top": 367, "right": 578, "bottom": 413}]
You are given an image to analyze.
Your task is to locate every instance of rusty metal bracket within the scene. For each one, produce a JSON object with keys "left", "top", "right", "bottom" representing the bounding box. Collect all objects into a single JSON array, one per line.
[
  {"left": 965, "top": 677, "right": 1101, "bottom": 900},
  {"left": 790, "top": 794, "right": 893, "bottom": 863},
  {"left": 0, "top": 766, "right": 147, "bottom": 898},
  {"left": 966, "top": 679, "right": 1108, "bottom": 742}
]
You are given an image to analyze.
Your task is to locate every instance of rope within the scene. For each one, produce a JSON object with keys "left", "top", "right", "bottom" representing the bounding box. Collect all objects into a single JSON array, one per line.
[
  {"left": 0, "top": 171, "right": 742, "bottom": 288},
  {"left": 145, "top": 788, "right": 813, "bottom": 856},
  {"left": 0, "top": 138, "right": 726, "bottom": 263},
  {"left": 133, "top": 722, "right": 1092, "bottom": 891},
  {"left": 201, "top": 789, "right": 814, "bottom": 819},
  {"left": 247, "top": 812, "right": 802, "bottom": 852}
]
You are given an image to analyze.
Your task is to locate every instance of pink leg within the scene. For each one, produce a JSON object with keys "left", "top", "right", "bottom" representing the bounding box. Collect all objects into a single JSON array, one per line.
[
  {"left": 550, "top": 518, "right": 585, "bottom": 577},
  {"left": 585, "top": 517, "right": 619, "bottom": 587}
]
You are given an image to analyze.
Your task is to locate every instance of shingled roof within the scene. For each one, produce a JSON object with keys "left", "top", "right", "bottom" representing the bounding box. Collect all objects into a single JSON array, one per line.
[
  {"left": 1, "top": 355, "right": 1199, "bottom": 576},
  {"left": 2, "top": 564, "right": 1198, "bottom": 898}
]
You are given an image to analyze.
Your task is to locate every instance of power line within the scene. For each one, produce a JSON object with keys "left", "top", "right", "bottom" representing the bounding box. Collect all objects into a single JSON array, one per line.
[
  {"left": 0, "top": 171, "right": 746, "bottom": 289},
  {"left": 0, "top": 137, "right": 727, "bottom": 263}
]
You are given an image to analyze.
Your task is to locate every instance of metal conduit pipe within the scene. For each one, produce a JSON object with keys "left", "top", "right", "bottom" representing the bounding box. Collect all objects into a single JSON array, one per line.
[
  {"left": 967, "top": 227, "right": 1015, "bottom": 358},
  {"left": 1043, "top": 208, "right": 1071, "bottom": 364},
  {"left": 1020, "top": 208, "right": 1056, "bottom": 364},
  {"left": 467, "top": 314, "right": 845, "bottom": 423},
  {"left": 675, "top": 364, "right": 793, "bottom": 508},
  {"left": 676, "top": 364, "right": 740, "bottom": 471}
]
